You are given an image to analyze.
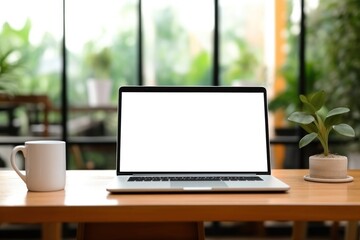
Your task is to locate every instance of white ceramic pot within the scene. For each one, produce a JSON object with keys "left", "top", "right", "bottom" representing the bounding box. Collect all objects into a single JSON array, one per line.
[
  {"left": 87, "top": 78, "right": 112, "bottom": 106},
  {"left": 309, "top": 154, "right": 348, "bottom": 179}
]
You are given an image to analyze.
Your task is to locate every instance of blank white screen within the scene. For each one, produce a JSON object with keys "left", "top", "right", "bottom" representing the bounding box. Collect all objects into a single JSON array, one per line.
[{"left": 120, "top": 92, "right": 269, "bottom": 172}]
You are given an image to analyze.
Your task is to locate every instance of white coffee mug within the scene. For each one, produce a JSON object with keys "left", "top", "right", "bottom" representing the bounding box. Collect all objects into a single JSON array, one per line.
[{"left": 10, "top": 140, "right": 66, "bottom": 192}]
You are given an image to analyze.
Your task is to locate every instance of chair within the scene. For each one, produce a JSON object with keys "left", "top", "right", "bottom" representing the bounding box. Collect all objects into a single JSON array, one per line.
[
  {"left": 0, "top": 94, "right": 51, "bottom": 136},
  {"left": 0, "top": 104, "right": 20, "bottom": 136}
]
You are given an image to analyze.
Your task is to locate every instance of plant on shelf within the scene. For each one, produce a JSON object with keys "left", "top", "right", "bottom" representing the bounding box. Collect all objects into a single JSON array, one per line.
[
  {"left": 87, "top": 47, "right": 112, "bottom": 81},
  {"left": 85, "top": 47, "right": 113, "bottom": 106},
  {"left": 288, "top": 91, "right": 355, "bottom": 182}
]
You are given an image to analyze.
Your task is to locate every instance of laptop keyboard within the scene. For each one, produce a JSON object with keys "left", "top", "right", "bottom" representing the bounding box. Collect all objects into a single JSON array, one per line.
[{"left": 128, "top": 176, "right": 263, "bottom": 182}]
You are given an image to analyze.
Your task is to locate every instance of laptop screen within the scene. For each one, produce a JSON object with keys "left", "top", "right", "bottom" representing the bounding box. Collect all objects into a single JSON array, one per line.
[{"left": 117, "top": 86, "right": 270, "bottom": 174}]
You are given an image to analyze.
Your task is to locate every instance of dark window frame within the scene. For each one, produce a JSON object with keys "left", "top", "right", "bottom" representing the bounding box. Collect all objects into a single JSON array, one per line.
[{"left": 59, "top": 0, "right": 307, "bottom": 167}]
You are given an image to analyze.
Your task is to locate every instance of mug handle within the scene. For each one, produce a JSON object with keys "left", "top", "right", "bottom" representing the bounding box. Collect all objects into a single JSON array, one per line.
[{"left": 10, "top": 145, "right": 27, "bottom": 183}]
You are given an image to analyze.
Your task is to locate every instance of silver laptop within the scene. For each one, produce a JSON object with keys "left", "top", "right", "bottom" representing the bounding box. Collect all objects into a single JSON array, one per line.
[{"left": 107, "top": 86, "right": 290, "bottom": 193}]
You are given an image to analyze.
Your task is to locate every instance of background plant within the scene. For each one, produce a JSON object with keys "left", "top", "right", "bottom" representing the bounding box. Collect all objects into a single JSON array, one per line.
[
  {"left": 269, "top": 0, "right": 320, "bottom": 118},
  {"left": 0, "top": 20, "right": 61, "bottom": 104},
  {"left": 0, "top": 48, "right": 23, "bottom": 94},
  {"left": 307, "top": 0, "right": 360, "bottom": 136},
  {"left": 0, "top": 22, "right": 28, "bottom": 95},
  {"left": 222, "top": 37, "right": 259, "bottom": 85},
  {"left": 85, "top": 46, "right": 112, "bottom": 80},
  {"left": 288, "top": 91, "right": 355, "bottom": 156}
]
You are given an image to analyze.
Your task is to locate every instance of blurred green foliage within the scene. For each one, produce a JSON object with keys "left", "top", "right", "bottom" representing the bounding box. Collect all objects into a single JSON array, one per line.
[
  {"left": 269, "top": 0, "right": 320, "bottom": 118},
  {"left": 307, "top": 0, "right": 360, "bottom": 136},
  {"left": 0, "top": 21, "right": 29, "bottom": 94},
  {"left": 222, "top": 37, "right": 259, "bottom": 86},
  {"left": 0, "top": 20, "right": 61, "bottom": 104}
]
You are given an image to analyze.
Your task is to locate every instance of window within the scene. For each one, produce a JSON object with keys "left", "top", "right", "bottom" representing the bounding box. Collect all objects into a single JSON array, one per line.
[
  {"left": 0, "top": 0, "right": 296, "bottom": 169},
  {"left": 66, "top": 0, "right": 138, "bottom": 106},
  {"left": 143, "top": 0, "right": 213, "bottom": 85},
  {"left": 220, "top": 0, "right": 274, "bottom": 87}
]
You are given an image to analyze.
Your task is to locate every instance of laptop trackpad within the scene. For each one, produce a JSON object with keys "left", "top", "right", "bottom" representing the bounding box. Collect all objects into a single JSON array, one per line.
[{"left": 171, "top": 181, "right": 227, "bottom": 189}]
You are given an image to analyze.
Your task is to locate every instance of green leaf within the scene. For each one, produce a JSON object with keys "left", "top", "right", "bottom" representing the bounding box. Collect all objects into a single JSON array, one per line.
[
  {"left": 288, "top": 112, "right": 315, "bottom": 125},
  {"left": 303, "top": 102, "right": 317, "bottom": 114},
  {"left": 326, "top": 107, "right": 350, "bottom": 118},
  {"left": 299, "top": 132, "right": 318, "bottom": 148},
  {"left": 300, "top": 95, "right": 316, "bottom": 114},
  {"left": 324, "top": 107, "right": 350, "bottom": 128},
  {"left": 299, "top": 94, "right": 308, "bottom": 104},
  {"left": 324, "top": 115, "right": 342, "bottom": 129},
  {"left": 309, "top": 91, "right": 326, "bottom": 111},
  {"left": 301, "top": 123, "right": 318, "bottom": 134},
  {"left": 333, "top": 124, "right": 355, "bottom": 137}
]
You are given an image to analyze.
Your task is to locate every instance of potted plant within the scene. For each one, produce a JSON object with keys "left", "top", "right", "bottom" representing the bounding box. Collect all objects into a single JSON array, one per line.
[
  {"left": 86, "top": 47, "right": 112, "bottom": 106},
  {"left": 288, "top": 91, "right": 355, "bottom": 182}
]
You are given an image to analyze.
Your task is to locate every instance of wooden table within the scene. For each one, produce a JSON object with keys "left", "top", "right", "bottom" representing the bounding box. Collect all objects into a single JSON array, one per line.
[{"left": 0, "top": 169, "right": 359, "bottom": 239}]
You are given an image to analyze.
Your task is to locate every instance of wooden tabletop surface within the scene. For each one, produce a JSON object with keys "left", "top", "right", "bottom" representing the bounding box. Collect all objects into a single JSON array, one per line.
[{"left": 1, "top": 169, "right": 360, "bottom": 223}]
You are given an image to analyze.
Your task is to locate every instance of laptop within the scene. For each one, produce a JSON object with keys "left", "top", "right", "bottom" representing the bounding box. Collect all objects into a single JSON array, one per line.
[{"left": 106, "top": 86, "right": 290, "bottom": 193}]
